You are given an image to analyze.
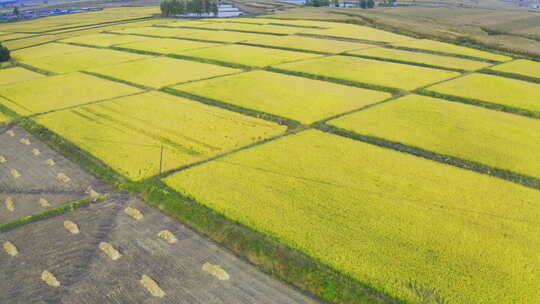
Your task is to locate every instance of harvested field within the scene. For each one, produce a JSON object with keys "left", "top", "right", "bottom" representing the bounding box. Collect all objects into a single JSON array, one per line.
[
  {"left": 118, "top": 37, "right": 221, "bottom": 55},
  {"left": 34, "top": 91, "right": 285, "bottom": 180},
  {"left": 391, "top": 39, "right": 512, "bottom": 62},
  {"left": 163, "top": 129, "right": 540, "bottom": 304},
  {"left": 0, "top": 195, "right": 317, "bottom": 304},
  {"left": 0, "top": 126, "right": 103, "bottom": 224},
  {"left": 348, "top": 47, "right": 491, "bottom": 71},
  {"left": 177, "top": 44, "right": 320, "bottom": 67},
  {"left": 246, "top": 34, "right": 373, "bottom": 53},
  {"left": 87, "top": 57, "right": 240, "bottom": 88},
  {"left": 426, "top": 73, "right": 540, "bottom": 114},
  {"left": 275, "top": 55, "right": 459, "bottom": 90},
  {"left": 490, "top": 59, "right": 540, "bottom": 79},
  {"left": 0, "top": 67, "right": 44, "bottom": 86},
  {"left": 0, "top": 72, "right": 141, "bottom": 115},
  {"left": 60, "top": 33, "right": 151, "bottom": 47},
  {"left": 329, "top": 94, "right": 540, "bottom": 179},
  {"left": 174, "top": 70, "right": 391, "bottom": 124}
]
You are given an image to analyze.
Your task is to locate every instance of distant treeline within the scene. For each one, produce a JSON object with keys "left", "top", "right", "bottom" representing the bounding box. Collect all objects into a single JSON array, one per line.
[{"left": 160, "top": 0, "right": 219, "bottom": 16}]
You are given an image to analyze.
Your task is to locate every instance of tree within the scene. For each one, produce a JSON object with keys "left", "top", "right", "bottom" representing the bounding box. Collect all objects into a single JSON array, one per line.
[
  {"left": 367, "top": 0, "right": 375, "bottom": 7},
  {"left": 332, "top": 0, "right": 339, "bottom": 6},
  {"left": 0, "top": 43, "right": 10, "bottom": 62},
  {"left": 12, "top": 6, "right": 19, "bottom": 15},
  {"left": 359, "top": 0, "right": 367, "bottom": 8}
]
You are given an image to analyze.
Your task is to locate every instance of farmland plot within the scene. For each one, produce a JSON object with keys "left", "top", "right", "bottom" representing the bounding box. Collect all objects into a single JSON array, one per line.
[
  {"left": 110, "top": 26, "right": 196, "bottom": 38},
  {"left": 163, "top": 129, "right": 540, "bottom": 304},
  {"left": 11, "top": 43, "right": 90, "bottom": 61},
  {"left": 304, "top": 23, "right": 411, "bottom": 43},
  {"left": 87, "top": 57, "right": 239, "bottom": 89},
  {"left": 426, "top": 73, "right": 540, "bottom": 114},
  {"left": 60, "top": 33, "right": 151, "bottom": 47},
  {"left": 118, "top": 37, "right": 220, "bottom": 55},
  {"left": 180, "top": 29, "right": 269, "bottom": 43},
  {"left": 183, "top": 22, "right": 306, "bottom": 35},
  {"left": 275, "top": 55, "right": 459, "bottom": 90},
  {"left": 0, "top": 72, "right": 141, "bottom": 115},
  {"left": 34, "top": 91, "right": 285, "bottom": 180},
  {"left": 391, "top": 39, "right": 512, "bottom": 62},
  {"left": 174, "top": 70, "right": 390, "bottom": 124},
  {"left": 246, "top": 35, "right": 373, "bottom": 53},
  {"left": 348, "top": 47, "right": 491, "bottom": 71},
  {"left": 177, "top": 44, "right": 320, "bottom": 67},
  {"left": 329, "top": 94, "right": 540, "bottom": 179},
  {"left": 0, "top": 67, "right": 44, "bottom": 86},
  {"left": 490, "top": 59, "right": 540, "bottom": 79}
]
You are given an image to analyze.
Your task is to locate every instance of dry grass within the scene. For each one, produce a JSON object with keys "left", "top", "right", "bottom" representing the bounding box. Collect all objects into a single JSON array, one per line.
[
  {"left": 202, "top": 262, "right": 230, "bottom": 281},
  {"left": 140, "top": 275, "right": 166, "bottom": 298},
  {"left": 158, "top": 230, "right": 178, "bottom": 244},
  {"left": 6, "top": 130, "right": 14, "bottom": 137},
  {"left": 10, "top": 169, "right": 20, "bottom": 179},
  {"left": 63, "top": 220, "right": 80, "bottom": 234},
  {"left": 5, "top": 197, "right": 14, "bottom": 212},
  {"left": 41, "top": 270, "right": 60, "bottom": 287},
  {"left": 38, "top": 198, "right": 50, "bottom": 208},
  {"left": 57, "top": 173, "right": 71, "bottom": 183},
  {"left": 19, "top": 138, "right": 31, "bottom": 145},
  {"left": 99, "top": 242, "right": 122, "bottom": 260},
  {"left": 0, "top": 155, "right": 6, "bottom": 163},
  {"left": 32, "top": 148, "right": 40, "bottom": 156},
  {"left": 124, "top": 207, "right": 143, "bottom": 220},
  {"left": 46, "top": 159, "right": 56, "bottom": 167},
  {"left": 3, "top": 241, "right": 18, "bottom": 257}
]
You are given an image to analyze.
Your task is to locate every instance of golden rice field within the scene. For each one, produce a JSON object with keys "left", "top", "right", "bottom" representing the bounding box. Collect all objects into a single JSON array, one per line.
[
  {"left": 177, "top": 44, "right": 320, "bottom": 67},
  {"left": 348, "top": 47, "right": 492, "bottom": 71},
  {"left": 0, "top": 67, "right": 44, "bottom": 86},
  {"left": 34, "top": 91, "right": 285, "bottom": 180},
  {"left": 0, "top": 72, "right": 141, "bottom": 115},
  {"left": 163, "top": 129, "right": 540, "bottom": 304},
  {"left": 276, "top": 55, "right": 459, "bottom": 90},
  {"left": 174, "top": 70, "right": 391, "bottom": 124},
  {"left": 329, "top": 94, "right": 540, "bottom": 179},
  {"left": 1, "top": 7, "right": 537, "bottom": 304},
  {"left": 88, "top": 57, "right": 239, "bottom": 88},
  {"left": 426, "top": 73, "right": 540, "bottom": 113},
  {"left": 392, "top": 39, "right": 512, "bottom": 62},
  {"left": 490, "top": 59, "right": 540, "bottom": 79}
]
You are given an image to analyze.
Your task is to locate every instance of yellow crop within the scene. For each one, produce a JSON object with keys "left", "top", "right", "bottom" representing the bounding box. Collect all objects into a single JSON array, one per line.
[
  {"left": 110, "top": 26, "right": 196, "bottom": 38},
  {"left": 276, "top": 55, "right": 459, "bottom": 90},
  {"left": 0, "top": 111, "right": 10, "bottom": 123},
  {"left": 427, "top": 73, "right": 540, "bottom": 113},
  {"left": 248, "top": 35, "right": 372, "bottom": 53},
  {"left": 163, "top": 129, "right": 540, "bottom": 304},
  {"left": 87, "top": 57, "right": 239, "bottom": 88},
  {"left": 490, "top": 59, "right": 540, "bottom": 79},
  {"left": 0, "top": 72, "right": 141, "bottom": 115},
  {"left": 20, "top": 47, "right": 149, "bottom": 74},
  {"left": 12, "top": 43, "right": 89, "bottom": 61},
  {"left": 174, "top": 70, "right": 390, "bottom": 124},
  {"left": 119, "top": 37, "right": 220, "bottom": 54},
  {"left": 305, "top": 23, "right": 411, "bottom": 43},
  {"left": 178, "top": 44, "right": 320, "bottom": 67},
  {"left": 348, "top": 47, "right": 491, "bottom": 71},
  {"left": 330, "top": 94, "right": 540, "bottom": 178},
  {"left": 181, "top": 29, "right": 269, "bottom": 43},
  {"left": 392, "top": 39, "right": 512, "bottom": 62},
  {"left": 0, "top": 33, "right": 31, "bottom": 41},
  {"left": 61, "top": 33, "right": 150, "bottom": 47},
  {"left": 0, "top": 67, "right": 44, "bottom": 86},
  {"left": 34, "top": 91, "right": 286, "bottom": 180},
  {"left": 187, "top": 22, "right": 306, "bottom": 34}
]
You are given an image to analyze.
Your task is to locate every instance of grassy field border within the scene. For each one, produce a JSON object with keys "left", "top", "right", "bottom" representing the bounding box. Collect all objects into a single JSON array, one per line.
[
  {"left": 479, "top": 68, "right": 540, "bottom": 84},
  {"left": 342, "top": 52, "right": 467, "bottom": 73}
]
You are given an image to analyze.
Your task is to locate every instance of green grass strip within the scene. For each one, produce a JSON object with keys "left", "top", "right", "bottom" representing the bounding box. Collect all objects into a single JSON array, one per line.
[
  {"left": 480, "top": 68, "right": 540, "bottom": 84},
  {"left": 342, "top": 53, "right": 466, "bottom": 73}
]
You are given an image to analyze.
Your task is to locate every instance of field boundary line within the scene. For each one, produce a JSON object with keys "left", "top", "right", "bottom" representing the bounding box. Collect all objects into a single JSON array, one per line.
[
  {"left": 104, "top": 30, "right": 232, "bottom": 45},
  {"left": 479, "top": 68, "right": 540, "bottom": 85},
  {"left": 341, "top": 52, "right": 468, "bottom": 73},
  {"left": 317, "top": 124, "right": 540, "bottom": 191},
  {"left": 381, "top": 44, "right": 503, "bottom": 64},
  {"left": 81, "top": 71, "right": 153, "bottom": 90},
  {"left": 166, "top": 25, "right": 290, "bottom": 36},
  {"left": 295, "top": 32, "right": 387, "bottom": 46},
  {"left": 13, "top": 62, "right": 57, "bottom": 76}
]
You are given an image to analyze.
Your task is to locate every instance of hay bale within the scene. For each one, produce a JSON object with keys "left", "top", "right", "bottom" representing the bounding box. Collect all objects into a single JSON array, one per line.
[
  {"left": 202, "top": 263, "right": 230, "bottom": 281},
  {"left": 41, "top": 270, "right": 60, "bottom": 287},
  {"left": 57, "top": 173, "right": 71, "bottom": 183},
  {"left": 0, "top": 155, "right": 6, "bottom": 163},
  {"left": 6, "top": 130, "right": 14, "bottom": 137},
  {"left": 124, "top": 207, "right": 143, "bottom": 221},
  {"left": 158, "top": 230, "right": 178, "bottom": 244},
  {"left": 64, "top": 220, "right": 80, "bottom": 234},
  {"left": 10, "top": 169, "right": 20, "bottom": 179},
  {"left": 85, "top": 187, "right": 101, "bottom": 201},
  {"left": 46, "top": 159, "right": 56, "bottom": 167},
  {"left": 32, "top": 148, "right": 41, "bottom": 155},
  {"left": 19, "top": 138, "right": 31, "bottom": 145},
  {"left": 38, "top": 198, "right": 50, "bottom": 208},
  {"left": 5, "top": 197, "right": 14, "bottom": 212},
  {"left": 99, "top": 242, "right": 121, "bottom": 260},
  {"left": 140, "top": 275, "right": 166, "bottom": 298},
  {"left": 3, "top": 241, "right": 18, "bottom": 257}
]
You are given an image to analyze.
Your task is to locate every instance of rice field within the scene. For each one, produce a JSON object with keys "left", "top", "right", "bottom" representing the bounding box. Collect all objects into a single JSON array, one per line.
[
  {"left": 490, "top": 59, "right": 540, "bottom": 79},
  {"left": 87, "top": 57, "right": 239, "bottom": 88},
  {"left": 275, "top": 55, "right": 459, "bottom": 90},
  {"left": 178, "top": 29, "right": 270, "bottom": 43},
  {"left": 426, "top": 73, "right": 540, "bottom": 113},
  {"left": 391, "top": 39, "right": 512, "bottom": 62},
  {"left": 174, "top": 70, "right": 391, "bottom": 124},
  {"left": 329, "top": 94, "right": 540, "bottom": 178},
  {"left": 60, "top": 33, "right": 151, "bottom": 47},
  {"left": 0, "top": 72, "right": 141, "bottom": 115},
  {"left": 110, "top": 26, "right": 196, "bottom": 38},
  {"left": 0, "top": 67, "right": 44, "bottom": 86},
  {"left": 183, "top": 22, "right": 307, "bottom": 35},
  {"left": 348, "top": 47, "right": 492, "bottom": 71},
  {"left": 11, "top": 43, "right": 90, "bottom": 61},
  {"left": 177, "top": 44, "right": 320, "bottom": 67},
  {"left": 117, "top": 37, "right": 220, "bottom": 55},
  {"left": 34, "top": 91, "right": 285, "bottom": 180},
  {"left": 246, "top": 35, "right": 373, "bottom": 53},
  {"left": 163, "top": 129, "right": 540, "bottom": 304},
  {"left": 305, "top": 23, "right": 412, "bottom": 43}
]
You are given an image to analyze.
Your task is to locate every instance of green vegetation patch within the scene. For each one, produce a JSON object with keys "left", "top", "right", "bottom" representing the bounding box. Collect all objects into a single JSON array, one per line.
[
  {"left": 329, "top": 94, "right": 540, "bottom": 179},
  {"left": 163, "top": 129, "right": 540, "bottom": 304}
]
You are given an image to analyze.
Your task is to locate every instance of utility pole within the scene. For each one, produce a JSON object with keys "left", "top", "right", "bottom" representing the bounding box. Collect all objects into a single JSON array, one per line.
[{"left": 159, "top": 145, "right": 164, "bottom": 174}]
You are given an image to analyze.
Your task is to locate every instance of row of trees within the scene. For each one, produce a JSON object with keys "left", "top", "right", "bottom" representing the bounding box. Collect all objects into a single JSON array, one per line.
[
  {"left": 358, "top": 0, "right": 376, "bottom": 8},
  {"left": 160, "top": 0, "right": 219, "bottom": 16}
]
